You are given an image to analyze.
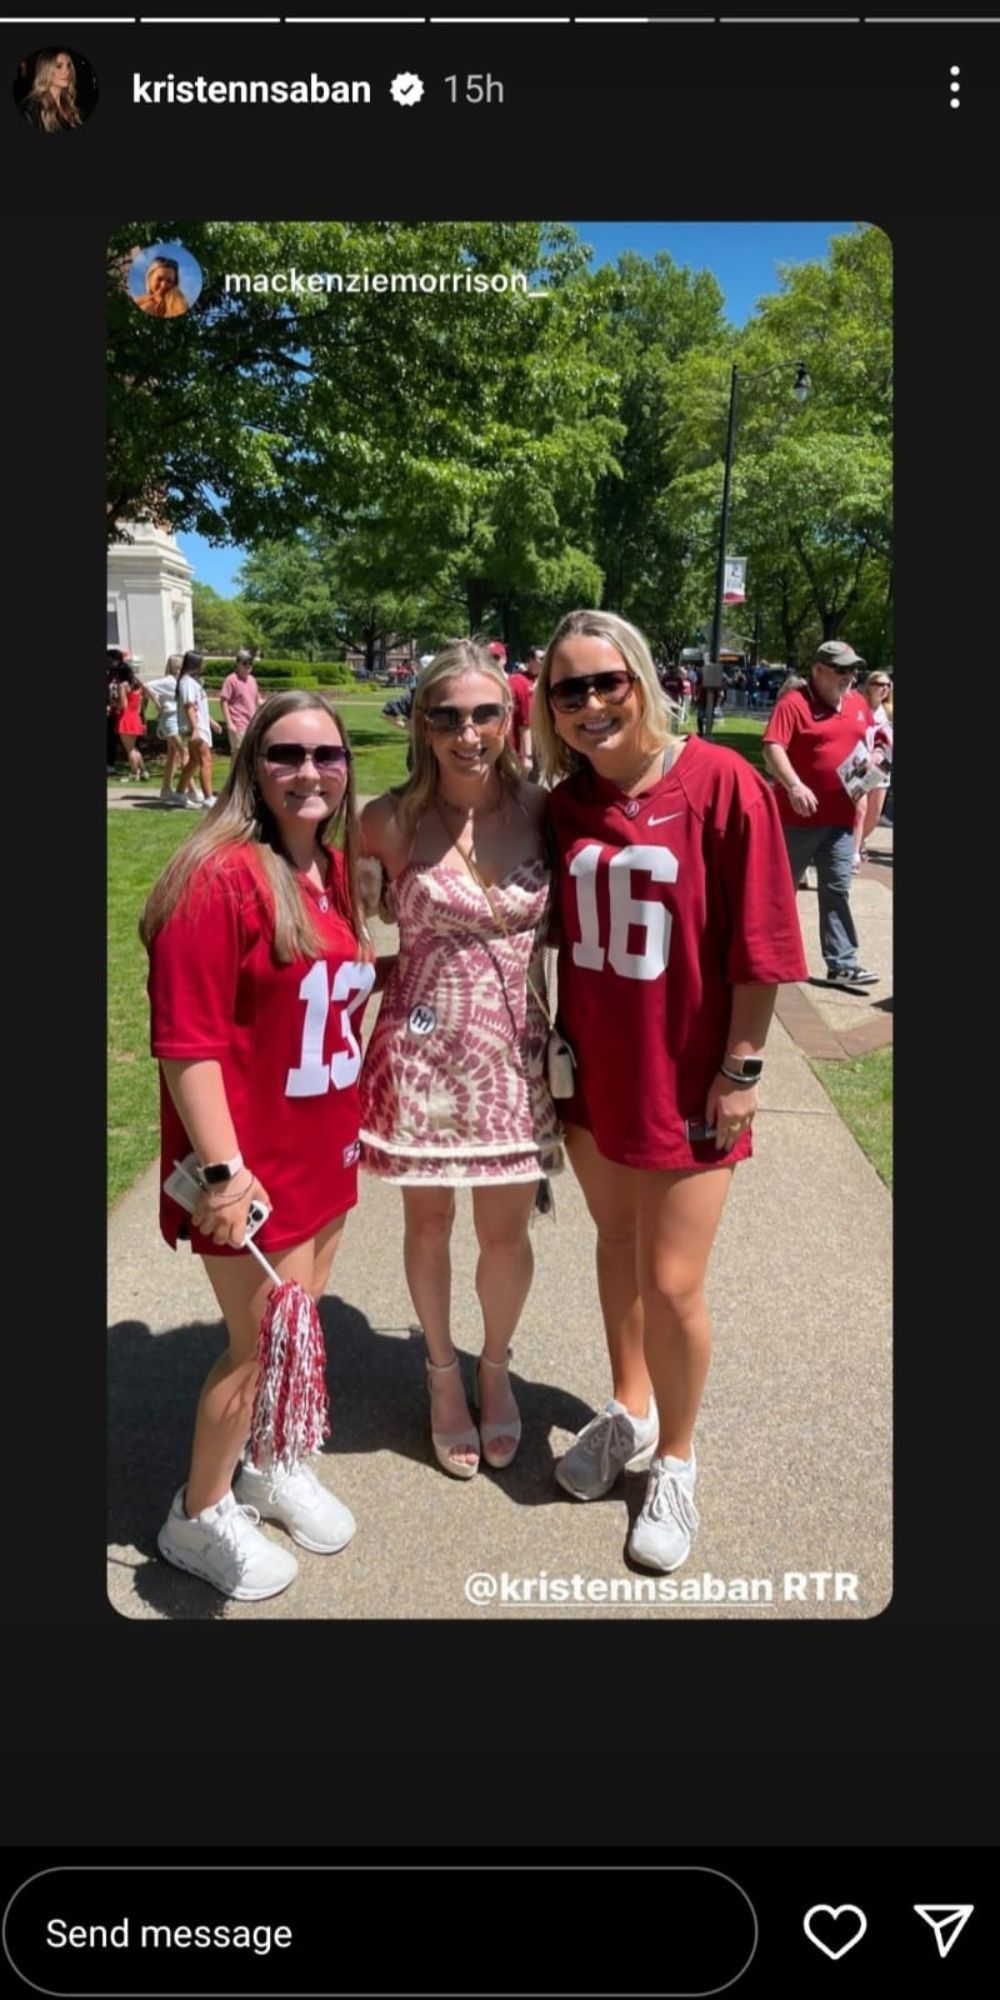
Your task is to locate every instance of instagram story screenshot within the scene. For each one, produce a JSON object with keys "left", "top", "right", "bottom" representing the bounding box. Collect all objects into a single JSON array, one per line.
[{"left": 2, "top": 6, "right": 996, "bottom": 1994}]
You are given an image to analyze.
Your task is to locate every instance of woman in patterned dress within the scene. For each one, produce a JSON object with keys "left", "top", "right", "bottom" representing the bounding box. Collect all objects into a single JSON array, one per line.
[{"left": 359, "top": 643, "right": 563, "bottom": 1478}]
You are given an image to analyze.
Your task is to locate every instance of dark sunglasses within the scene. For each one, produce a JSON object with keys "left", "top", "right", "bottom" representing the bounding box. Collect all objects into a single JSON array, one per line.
[
  {"left": 424, "top": 703, "right": 507, "bottom": 733},
  {"left": 259, "top": 743, "right": 350, "bottom": 771},
  {"left": 548, "top": 669, "right": 636, "bottom": 715}
]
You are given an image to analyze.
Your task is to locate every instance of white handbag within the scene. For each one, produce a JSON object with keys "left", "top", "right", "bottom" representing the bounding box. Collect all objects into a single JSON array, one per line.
[{"left": 546, "top": 1030, "right": 578, "bottom": 1100}]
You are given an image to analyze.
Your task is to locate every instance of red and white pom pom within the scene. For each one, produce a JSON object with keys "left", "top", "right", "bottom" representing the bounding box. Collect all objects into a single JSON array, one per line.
[{"left": 249, "top": 1279, "right": 330, "bottom": 1475}]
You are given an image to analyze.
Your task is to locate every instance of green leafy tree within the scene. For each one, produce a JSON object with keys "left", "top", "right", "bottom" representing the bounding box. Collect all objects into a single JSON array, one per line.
[
  {"left": 664, "top": 226, "right": 892, "bottom": 665},
  {"left": 236, "top": 540, "right": 341, "bottom": 660},
  {"left": 108, "top": 222, "right": 595, "bottom": 545},
  {"left": 590, "top": 252, "right": 728, "bottom": 649},
  {"left": 190, "top": 581, "right": 260, "bottom": 657},
  {"left": 238, "top": 530, "right": 421, "bottom": 670}
]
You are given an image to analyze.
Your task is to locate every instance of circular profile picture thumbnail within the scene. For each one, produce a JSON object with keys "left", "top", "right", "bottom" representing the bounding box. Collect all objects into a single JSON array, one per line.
[
  {"left": 126, "top": 242, "right": 204, "bottom": 321},
  {"left": 12, "top": 47, "right": 99, "bottom": 132}
]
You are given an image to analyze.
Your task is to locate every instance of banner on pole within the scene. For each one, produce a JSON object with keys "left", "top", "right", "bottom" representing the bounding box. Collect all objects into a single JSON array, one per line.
[{"left": 723, "top": 556, "right": 747, "bottom": 605}]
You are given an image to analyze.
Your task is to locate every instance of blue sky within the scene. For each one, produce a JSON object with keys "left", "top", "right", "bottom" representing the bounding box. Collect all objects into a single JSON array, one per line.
[{"left": 179, "top": 220, "right": 855, "bottom": 597}]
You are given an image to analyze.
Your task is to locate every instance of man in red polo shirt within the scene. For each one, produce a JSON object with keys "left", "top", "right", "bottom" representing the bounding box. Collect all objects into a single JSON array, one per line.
[
  {"left": 762, "top": 639, "right": 879, "bottom": 991},
  {"left": 487, "top": 641, "right": 534, "bottom": 774}
]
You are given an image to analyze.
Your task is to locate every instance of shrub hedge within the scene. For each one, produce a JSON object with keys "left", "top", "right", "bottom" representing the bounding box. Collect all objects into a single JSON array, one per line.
[{"left": 202, "top": 659, "right": 356, "bottom": 690}]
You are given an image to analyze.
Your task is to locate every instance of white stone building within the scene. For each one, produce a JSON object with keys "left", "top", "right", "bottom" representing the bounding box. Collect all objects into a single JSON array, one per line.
[{"left": 107, "top": 520, "right": 194, "bottom": 668}]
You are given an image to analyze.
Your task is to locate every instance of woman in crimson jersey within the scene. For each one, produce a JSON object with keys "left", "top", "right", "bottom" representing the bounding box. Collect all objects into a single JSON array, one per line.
[
  {"left": 534, "top": 611, "right": 807, "bottom": 1573},
  {"left": 140, "top": 692, "right": 375, "bottom": 1602}
]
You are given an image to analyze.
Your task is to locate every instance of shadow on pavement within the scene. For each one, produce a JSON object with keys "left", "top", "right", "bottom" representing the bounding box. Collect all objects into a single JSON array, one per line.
[{"left": 109, "top": 1295, "right": 595, "bottom": 1619}]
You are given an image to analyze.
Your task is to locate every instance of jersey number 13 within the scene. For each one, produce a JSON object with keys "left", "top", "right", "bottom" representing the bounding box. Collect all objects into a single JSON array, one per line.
[{"left": 286, "top": 959, "right": 376, "bottom": 1096}]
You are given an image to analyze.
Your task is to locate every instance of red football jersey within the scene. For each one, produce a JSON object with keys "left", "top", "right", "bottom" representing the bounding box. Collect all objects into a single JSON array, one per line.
[
  {"left": 763, "top": 684, "right": 872, "bottom": 828},
  {"left": 148, "top": 846, "right": 375, "bottom": 1254},
  {"left": 546, "top": 737, "right": 808, "bottom": 1171}
]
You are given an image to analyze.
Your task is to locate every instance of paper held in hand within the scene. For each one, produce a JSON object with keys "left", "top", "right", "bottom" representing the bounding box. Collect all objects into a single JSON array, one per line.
[{"left": 837, "top": 741, "right": 891, "bottom": 804}]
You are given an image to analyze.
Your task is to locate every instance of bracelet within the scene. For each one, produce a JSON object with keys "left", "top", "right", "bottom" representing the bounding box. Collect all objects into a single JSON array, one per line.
[
  {"left": 204, "top": 1173, "right": 255, "bottom": 1209},
  {"left": 719, "top": 1068, "right": 759, "bottom": 1087}
]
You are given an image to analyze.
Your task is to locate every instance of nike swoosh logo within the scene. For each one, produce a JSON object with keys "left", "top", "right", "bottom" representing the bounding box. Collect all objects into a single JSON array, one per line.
[{"left": 648, "top": 812, "right": 682, "bottom": 827}]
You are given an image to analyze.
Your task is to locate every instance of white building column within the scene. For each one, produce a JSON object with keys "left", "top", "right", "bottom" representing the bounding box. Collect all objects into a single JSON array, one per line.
[{"left": 107, "top": 521, "right": 195, "bottom": 669}]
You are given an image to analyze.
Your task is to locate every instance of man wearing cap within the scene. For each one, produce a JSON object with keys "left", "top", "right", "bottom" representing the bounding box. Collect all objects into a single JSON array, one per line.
[
  {"left": 762, "top": 640, "right": 879, "bottom": 991},
  {"left": 219, "top": 649, "right": 262, "bottom": 757}
]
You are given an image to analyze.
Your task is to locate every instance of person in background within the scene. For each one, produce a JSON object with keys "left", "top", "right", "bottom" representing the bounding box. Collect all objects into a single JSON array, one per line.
[
  {"left": 535, "top": 608, "right": 806, "bottom": 1573},
  {"left": 501, "top": 646, "right": 535, "bottom": 777},
  {"left": 141, "top": 692, "right": 374, "bottom": 1602},
  {"left": 112, "top": 664, "right": 150, "bottom": 782},
  {"left": 762, "top": 640, "right": 879, "bottom": 991},
  {"left": 382, "top": 684, "right": 416, "bottom": 773},
  {"left": 141, "top": 656, "right": 186, "bottom": 805},
  {"left": 176, "top": 651, "right": 223, "bottom": 810},
  {"left": 852, "top": 671, "right": 894, "bottom": 868},
  {"left": 520, "top": 648, "right": 545, "bottom": 778},
  {"left": 107, "top": 651, "right": 126, "bottom": 773},
  {"left": 220, "top": 650, "right": 262, "bottom": 758},
  {"left": 661, "top": 662, "right": 691, "bottom": 727}
]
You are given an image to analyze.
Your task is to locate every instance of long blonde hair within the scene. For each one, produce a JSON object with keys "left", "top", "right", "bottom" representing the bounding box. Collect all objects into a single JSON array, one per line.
[
  {"left": 28, "top": 50, "right": 81, "bottom": 130},
  {"left": 139, "top": 258, "right": 189, "bottom": 318},
  {"left": 392, "top": 641, "right": 524, "bottom": 827},
  {"left": 863, "top": 671, "right": 893, "bottom": 722},
  {"left": 140, "top": 691, "right": 366, "bottom": 963},
  {"left": 532, "top": 609, "right": 675, "bottom": 785}
]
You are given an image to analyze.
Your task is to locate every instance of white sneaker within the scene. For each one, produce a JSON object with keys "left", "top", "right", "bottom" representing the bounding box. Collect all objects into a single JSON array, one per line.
[
  {"left": 555, "top": 1397, "right": 659, "bottom": 1501},
  {"left": 199, "top": 794, "right": 218, "bottom": 808},
  {"left": 628, "top": 1453, "right": 699, "bottom": 1573},
  {"left": 234, "top": 1459, "right": 356, "bottom": 1554},
  {"left": 157, "top": 1486, "right": 298, "bottom": 1600}
]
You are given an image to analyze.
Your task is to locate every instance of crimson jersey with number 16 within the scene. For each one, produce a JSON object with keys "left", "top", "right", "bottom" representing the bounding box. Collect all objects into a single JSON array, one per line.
[
  {"left": 148, "top": 846, "right": 375, "bottom": 1255},
  {"left": 546, "top": 736, "right": 807, "bottom": 1171}
]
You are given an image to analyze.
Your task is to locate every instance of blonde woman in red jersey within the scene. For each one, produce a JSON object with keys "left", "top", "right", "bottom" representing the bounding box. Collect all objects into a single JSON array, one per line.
[{"left": 535, "top": 610, "right": 806, "bottom": 1573}]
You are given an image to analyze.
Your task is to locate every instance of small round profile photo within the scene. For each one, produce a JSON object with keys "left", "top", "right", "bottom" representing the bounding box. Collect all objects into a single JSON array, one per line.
[
  {"left": 12, "top": 47, "right": 99, "bottom": 132},
  {"left": 127, "top": 243, "right": 203, "bottom": 321}
]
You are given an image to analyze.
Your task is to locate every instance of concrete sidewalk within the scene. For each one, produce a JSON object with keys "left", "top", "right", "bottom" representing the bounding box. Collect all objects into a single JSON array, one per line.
[{"left": 107, "top": 824, "right": 892, "bottom": 1624}]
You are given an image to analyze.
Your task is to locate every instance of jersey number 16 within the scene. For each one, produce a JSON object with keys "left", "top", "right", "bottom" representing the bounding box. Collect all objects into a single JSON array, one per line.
[{"left": 570, "top": 843, "right": 677, "bottom": 983}]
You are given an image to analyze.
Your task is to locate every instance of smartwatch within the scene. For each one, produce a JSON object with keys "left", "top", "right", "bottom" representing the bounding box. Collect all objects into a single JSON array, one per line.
[
  {"left": 198, "top": 1152, "right": 244, "bottom": 1187},
  {"left": 721, "top": 1056, "right": 763, "bottom": 1082}
]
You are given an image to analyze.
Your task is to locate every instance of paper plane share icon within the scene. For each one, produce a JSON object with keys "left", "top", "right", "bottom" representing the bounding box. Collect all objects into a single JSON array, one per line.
[{"left": 914, "top": 1905, "right": 974, "bottom": 1959}]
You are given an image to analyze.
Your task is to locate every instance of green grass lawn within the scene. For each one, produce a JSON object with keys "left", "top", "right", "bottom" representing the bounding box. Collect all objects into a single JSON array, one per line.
[
  {"left": 809, "top": 1048, "right": 893, "bottom": 1189},
  {"left": 683, "top": 713, "right": 768, "bottom": 771},
  {"left": 108, "top": 812, "right": 196, "bottom": 1208}
]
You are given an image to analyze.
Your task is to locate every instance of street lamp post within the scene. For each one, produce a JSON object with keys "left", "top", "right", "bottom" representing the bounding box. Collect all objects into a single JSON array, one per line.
[{"left": 707, "top": 359, "right": 809, "bottom": 730}]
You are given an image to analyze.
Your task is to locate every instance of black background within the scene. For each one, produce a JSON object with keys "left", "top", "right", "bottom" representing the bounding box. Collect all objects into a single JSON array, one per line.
[
  {"left": 0, "top": 11, "right": 993, "bottom": 1947},
  {"left": 1, "top": 1851, "right": 993, "bottom": 1993}
]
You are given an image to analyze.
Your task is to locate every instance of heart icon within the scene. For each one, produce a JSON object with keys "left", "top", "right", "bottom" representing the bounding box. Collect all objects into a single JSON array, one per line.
[{"left": 803, "top": 1905, "right": 868, "bottom": 1960}]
